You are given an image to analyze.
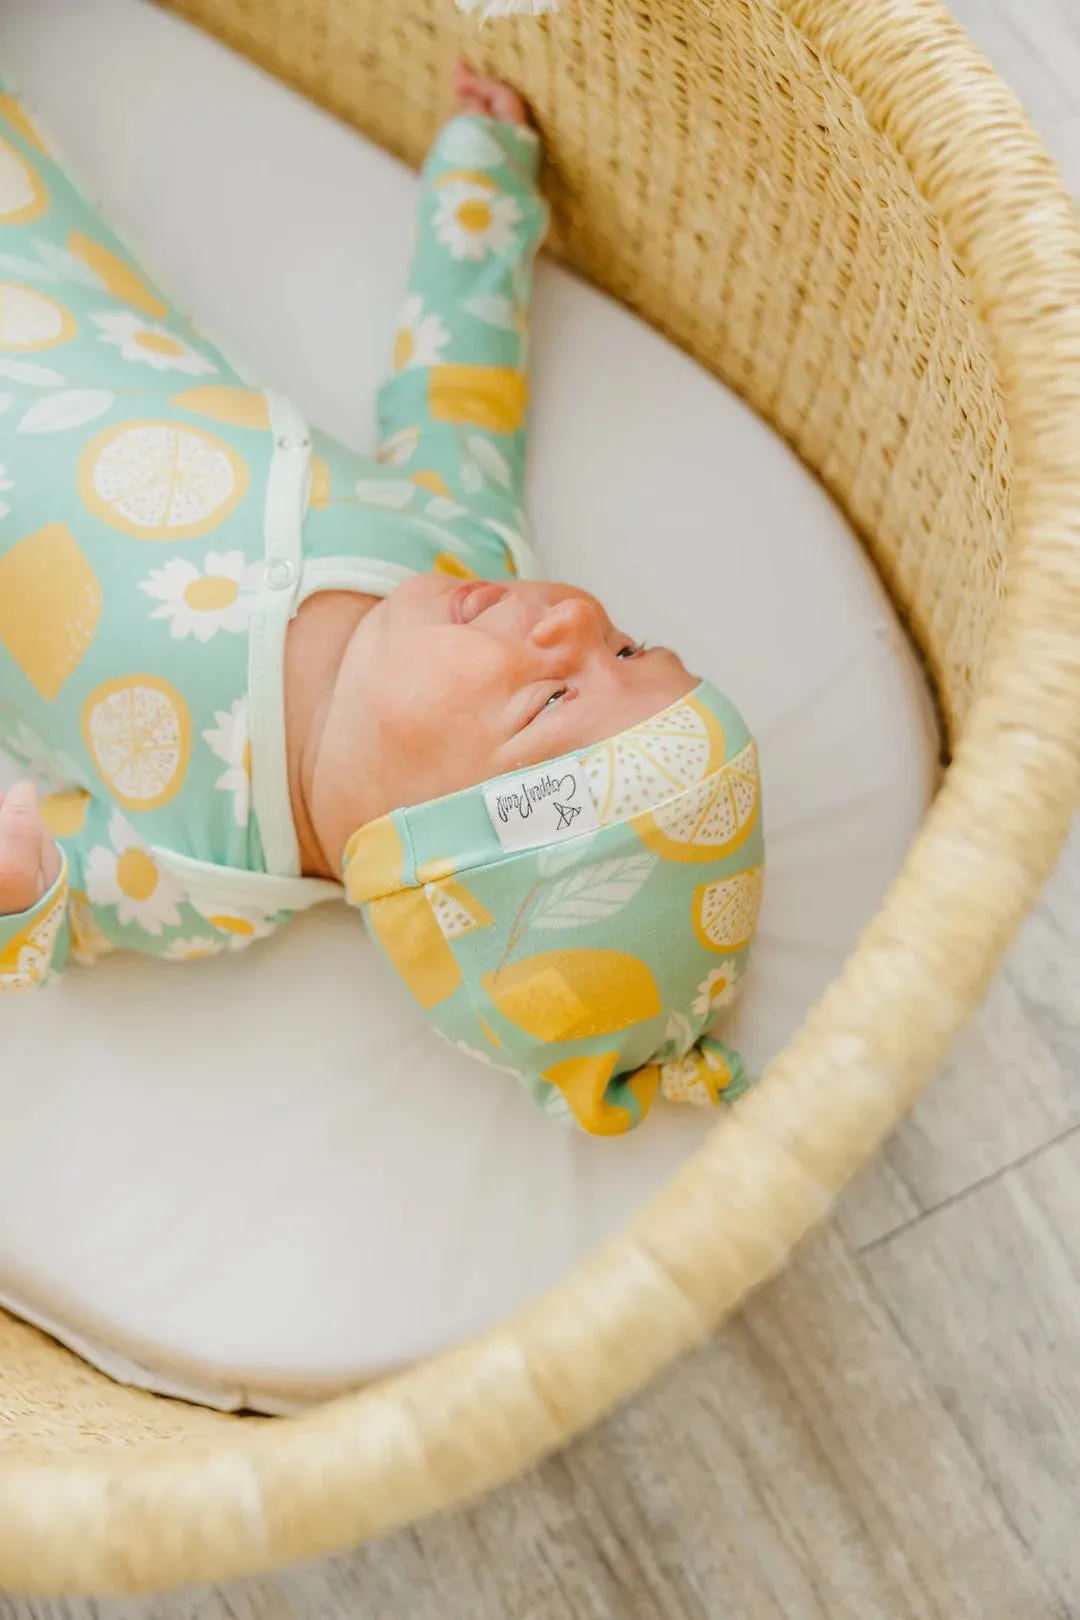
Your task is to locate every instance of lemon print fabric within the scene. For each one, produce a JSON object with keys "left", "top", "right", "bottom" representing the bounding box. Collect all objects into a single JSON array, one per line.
[
  {"left": 0, "top": 524, "right": 101, "bottom": 700},
  {"left": 0, "top": 282, "right": 75, "bottom": 350},
  {"left": 428, "top": 366, "right": 529, "bottom": 434},
  {"left": 693, "top": 868, "right": 765, "bottom": 954},
  {"left": 82, "top": 675, "right": 191, "bottom": 812},
  {"left": 366, "top": 889, "right": 464, "bottom": 1011},
  {"left": 636, "top": 739, "right": 760, "bottom": 863},
  {"left": 348, "top": 679, "right": 763, "bottom": 1137},
  {"left": 78, "top": 421, "right": 249, "bottom": 539},
  {"left": 582, "top": 693, "right": 727, "bottom": 822},
  {"left": 483, "top": 951, "right": 661, "bottom": 1043},
  {"left": 66, "top": 230, "right": 167, "bottom": 320},
  {"left": 171, "top": 386, "right": 272, "bottom": 430},
  {"left": 0, "top": 134, "right": 46, "bottom": 225},
  {"left": 0, "top": 869, "right": 68, "bottom": 992}
]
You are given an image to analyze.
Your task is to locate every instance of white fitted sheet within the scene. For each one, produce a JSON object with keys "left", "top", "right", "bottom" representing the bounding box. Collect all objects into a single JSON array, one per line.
[{"left": 0, "top": 0, "right": 939, "bottom": 1412}]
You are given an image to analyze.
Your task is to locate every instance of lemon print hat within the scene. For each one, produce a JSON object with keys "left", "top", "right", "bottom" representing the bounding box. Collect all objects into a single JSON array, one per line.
[{"left": 344, "top": 682, "right": 764, "bottom": 1136}]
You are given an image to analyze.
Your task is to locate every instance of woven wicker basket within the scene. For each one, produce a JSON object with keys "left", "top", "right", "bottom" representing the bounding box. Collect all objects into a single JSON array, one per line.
[{"left": 2, "top": 0, "right": 1080, "bottom": 1595}]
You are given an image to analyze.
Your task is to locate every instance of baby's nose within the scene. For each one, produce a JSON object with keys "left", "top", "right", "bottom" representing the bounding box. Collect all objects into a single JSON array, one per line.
[{"left": 530, "top": 596, "right": 603, "bottom": 654}]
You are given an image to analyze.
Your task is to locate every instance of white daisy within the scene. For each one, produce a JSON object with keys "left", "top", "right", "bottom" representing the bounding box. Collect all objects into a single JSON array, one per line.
[
  {"left": 392, "top": 295, "right": 450, "bottom": 370},
  {"left": 188, "top": 900, "right": 277, "bottom": 952},
  {"left": 375, "top": 425, "right": 420, "bottom": 467},
  {"left": 0, "top": 462, "right": 13, "bottom": 519},
  {"left": 692, "top": 967, "right": 741, "bottom": 1021},
  {"left": 433, "top": 181, "right": 522, "bottom": 262},
  {"left": 139, "top": 550, "right": 261, "bottom": 642},
  {"left": 163, "top": 935, "right": 226, "bottom": 962},
  {"left": 202, "top": 697, "right": 251, "bottom": 827},
  {"left": 90, "top": 310, "right": 215, "bottom": 375},
  {"left": 0, "top": 721, "right": 84, "bottom": 792},
  {"left": 84, "top": 811, "right": 184, "bottom": 935}
]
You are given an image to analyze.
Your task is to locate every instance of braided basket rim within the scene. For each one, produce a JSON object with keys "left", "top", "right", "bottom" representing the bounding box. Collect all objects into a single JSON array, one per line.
[{"left": 3, "top": 0, "right": 1080, "bottom": 1594}]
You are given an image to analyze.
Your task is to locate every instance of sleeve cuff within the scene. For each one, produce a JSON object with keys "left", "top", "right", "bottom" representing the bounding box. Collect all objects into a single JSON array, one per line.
[
  {"left": 0, "top": 852, "right": 69, "bottom": 987},
  {"left": 430, "top": 114, "right": 542, "bottom": 185}
]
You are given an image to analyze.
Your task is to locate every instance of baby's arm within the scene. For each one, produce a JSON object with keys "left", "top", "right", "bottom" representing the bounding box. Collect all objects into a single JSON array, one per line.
[
  {"left": 0, "top": 782, "right": 70, "bottom": 992},
  {"left": 376, "top": 67, "right": 548, "bottom": 534}
]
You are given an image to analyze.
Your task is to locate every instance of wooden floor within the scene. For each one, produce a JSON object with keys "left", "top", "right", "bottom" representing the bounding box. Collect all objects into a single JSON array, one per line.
[{"left": 6, "top": 2, "right": 1080, "bottom": 1615}]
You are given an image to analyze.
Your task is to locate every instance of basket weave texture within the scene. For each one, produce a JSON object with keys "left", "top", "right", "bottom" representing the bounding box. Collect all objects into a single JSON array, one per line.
[{"left": 2, "top": 0, "right": 1080, "bottom": 1594}]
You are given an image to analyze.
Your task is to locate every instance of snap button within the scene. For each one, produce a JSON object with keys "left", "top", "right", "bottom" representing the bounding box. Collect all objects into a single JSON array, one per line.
[
  {"left": 276, "top": 433, "right": 311, "bottom": 452},
  {"left": 265, "top": 559, "right": 297, "bottom": 592}
]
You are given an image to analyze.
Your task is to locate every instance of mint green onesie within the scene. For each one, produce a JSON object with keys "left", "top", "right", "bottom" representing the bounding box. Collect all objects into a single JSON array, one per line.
[{"left": 0, "top": 102, "right": 547, "bottom": 988}]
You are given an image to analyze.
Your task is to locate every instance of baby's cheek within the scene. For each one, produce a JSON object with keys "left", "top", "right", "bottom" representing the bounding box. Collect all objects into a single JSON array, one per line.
[{"left": 378, "top": 697, "right": 492, "bottom": 802}]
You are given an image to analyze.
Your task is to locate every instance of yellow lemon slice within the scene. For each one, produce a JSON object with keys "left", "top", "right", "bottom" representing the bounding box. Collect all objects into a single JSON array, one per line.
[
  {"left": 483, "top": 949, "right": 660, "bottom": 1043},
  {"left": 82, "top": 674, "right": 191, "bottom": 812},
  {"left": 171, "top": 385, "right": 270, "bottom": 430},
  {"left": 344, "top": 815, "right": 406, "bottom": 904},
  {"left": 426, "top": 877, "right": 492, "bottom": 941},
  {"left": 582, "top": 693, "right": 727, "bottom": 824},
  {"left": 366, "top": 888, "right": 461, "bottom": 1010},
  {"left": 692, "top": 867, "right": 764, "bottom": 955},
  {"left": 77, "top": 420, "right": 249, "bottom": 540},
  {"left": 0, "top": 135, "right": 46, "bottom": 224},
  {"left": 637, "top": 738, "right": 759, "bottom": 863},
  {"left": 0, "top": 282, "right": 75, "bottom": 351},
  {"left": 67, "top": 230, "right": 167, "bottom": 320},
  {"left": 429, "top": 365, "right": 528, "bottom": 434},
  {"left": 0, "top": 881, "right": 67, "bottom": 987},
  {"left": 0, "top": 523, "right": 101, "bottom": 699}
]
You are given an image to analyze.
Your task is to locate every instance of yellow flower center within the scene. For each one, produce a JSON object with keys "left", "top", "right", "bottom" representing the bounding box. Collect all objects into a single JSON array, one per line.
[
  {"left": 392, "top": 327, "right": 415, "bottom": 369},
  {"left": 709, "top": 976, "right": 729, "bottom": 1004},
  {"left": 183, "top": 574, "right": 239, "bottom": 613},
  {"left": 242, "top": 738, "right": 252, "bottom": 778},
  {"left": 133, "top": 329, "right": 185, "bottom": 357},
  {"left": 457, "top": 200, "right": 493, "bottom": 234},
  {"left": 207, "top": 913, "right": 256, "bottom": 937},
  {"left": 116, "top": 846, "right": 159, "bottom": 902}
]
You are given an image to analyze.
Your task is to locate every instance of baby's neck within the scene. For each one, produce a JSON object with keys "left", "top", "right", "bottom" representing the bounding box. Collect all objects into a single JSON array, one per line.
[{"left": 283, "top": 591, "right": 378, "bottom": 880}]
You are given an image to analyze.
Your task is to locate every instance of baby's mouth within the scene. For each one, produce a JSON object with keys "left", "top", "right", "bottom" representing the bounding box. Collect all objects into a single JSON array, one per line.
[{"left": 451, "top": 582, "right": 509, "bottom": 624}]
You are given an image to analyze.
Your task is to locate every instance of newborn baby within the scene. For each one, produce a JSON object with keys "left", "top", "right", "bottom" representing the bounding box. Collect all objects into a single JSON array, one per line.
[{"left": 0, "top": 66, "right": 764, "bottom": 1133}]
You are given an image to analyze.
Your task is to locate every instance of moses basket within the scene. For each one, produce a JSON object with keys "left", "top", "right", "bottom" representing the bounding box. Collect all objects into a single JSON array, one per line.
[{"left": 2, "top": 0, "right": 1080, "bottom": 1595}]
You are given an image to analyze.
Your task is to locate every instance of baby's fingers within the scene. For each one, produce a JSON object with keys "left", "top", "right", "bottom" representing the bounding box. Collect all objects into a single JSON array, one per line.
[{"left": 0, "top": 781, "right": 49, "bottom": 915}]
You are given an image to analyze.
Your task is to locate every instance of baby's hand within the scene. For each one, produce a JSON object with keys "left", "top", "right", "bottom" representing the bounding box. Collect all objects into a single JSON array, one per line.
[
  {"left": 0, "top": 781, "right": 61, "bottom": 917},
  {"left": 453, "top": 62, "right": 531, "bottom": 128}
]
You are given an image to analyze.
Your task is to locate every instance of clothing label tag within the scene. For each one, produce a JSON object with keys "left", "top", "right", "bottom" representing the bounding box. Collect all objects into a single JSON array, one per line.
[{"left": 483, "top": 761, "right": 601, "bottom": 853}]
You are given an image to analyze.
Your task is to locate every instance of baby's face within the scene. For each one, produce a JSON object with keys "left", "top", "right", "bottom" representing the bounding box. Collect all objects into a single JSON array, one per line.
[{"left": 313, "top": 575, "right": 695, "bottom": 855}]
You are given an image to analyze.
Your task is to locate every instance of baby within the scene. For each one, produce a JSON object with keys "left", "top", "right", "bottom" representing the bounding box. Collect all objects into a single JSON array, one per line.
[{"left": 0, "top": 66, "right": 764, "bottom": 1134}]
